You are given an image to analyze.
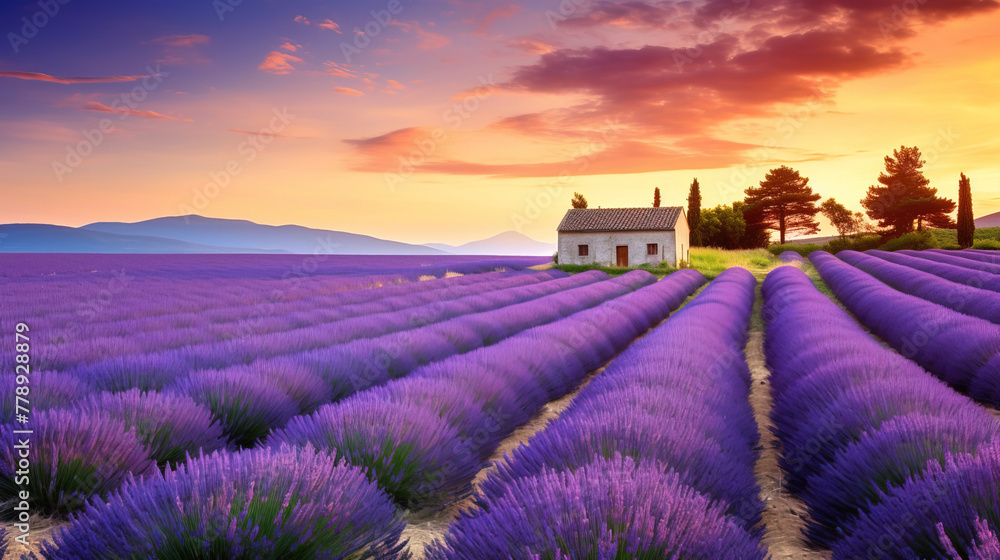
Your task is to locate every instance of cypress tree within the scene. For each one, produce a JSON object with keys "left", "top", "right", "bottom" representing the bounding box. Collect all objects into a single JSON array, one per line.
[
  {"left": 957, "top": 173, "right": 975, "bottom": 249},
  {"left": 687, "top": 179, "right": 702, "bottom": 246}
]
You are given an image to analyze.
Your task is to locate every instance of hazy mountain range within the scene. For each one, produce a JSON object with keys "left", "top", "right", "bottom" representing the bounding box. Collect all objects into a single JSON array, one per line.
[
  {"left": 976, "top": 211, "right": 1000, "bottom": 228},
  {"left": 0, "top": 215, "right": 556, "bottom": 256}
]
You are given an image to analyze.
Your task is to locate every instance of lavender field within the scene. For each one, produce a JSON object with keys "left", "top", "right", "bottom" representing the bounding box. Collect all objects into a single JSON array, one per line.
[{"left": 2, "top": 251, "right": 1000, "bottom": 559}]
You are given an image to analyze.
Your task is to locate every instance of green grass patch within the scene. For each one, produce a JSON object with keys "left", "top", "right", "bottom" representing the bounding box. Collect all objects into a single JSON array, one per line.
[
  {"left": 689, "top": 247, "right": 786, "bottom": 281},
  {"left": 930, "top": 226, "right": 1000, "bottom": 248},
  {"left": 553, "top": 262, "right": 677, "bottom": 277}
]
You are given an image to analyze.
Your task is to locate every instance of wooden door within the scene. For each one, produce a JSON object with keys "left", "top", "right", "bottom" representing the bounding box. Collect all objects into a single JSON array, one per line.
[{"left": 616, "top": 246, "right": 629, "bottom": 267}]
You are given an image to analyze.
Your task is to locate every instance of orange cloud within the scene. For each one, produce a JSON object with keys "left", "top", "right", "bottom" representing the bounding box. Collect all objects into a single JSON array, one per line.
[
  {"left": 83, "top": 101, "right": 192, "bottom": 122},
  {"left": 478, "top": 4, "right": 521, "bottom": 33},
  {"left": 334, "top": 87, "right": 365, "bottom": 96},
  {"left": 258, "top": 51, "right": 303, "bottom": 74},
  {"left": 509, "top": 38, "right": 556, "bottom": 54},
  {"left": 0, "top": 71, "right": 147, "bottom": 84},
  {"left": 280, "top": 42, "right": 301, "bottom": 52},
  {"left": 294, "top": 15, "right": 341, "bottom": 32},
  {"left": 345, "top": 127, "right": 765, "bottom": 178},
  {"left": 317, "top": 19, "right": 342, "bottom": 32},
  {"left": 386, "top": 79, "right": 405, "bottom": 90}
]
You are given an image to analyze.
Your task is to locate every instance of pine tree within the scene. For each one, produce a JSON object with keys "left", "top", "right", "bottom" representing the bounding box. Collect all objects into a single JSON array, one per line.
[
  {"left": 653, "top": 187, "right": 661, "bottom": 208},
  {"left": 861, "top": 146, "right": 956, "bottom": 235},
  {"left": 571, "top": 192, "right": 588, "bottom": 209},
  {"left": 687, "top": 179, "right": 702, "bottom": 246},
  {"left": 744, "top": 166, "right": 821, "bottom": 244},
  {"left": 957, "top": 173, "right": 975, "bottom": 248}
]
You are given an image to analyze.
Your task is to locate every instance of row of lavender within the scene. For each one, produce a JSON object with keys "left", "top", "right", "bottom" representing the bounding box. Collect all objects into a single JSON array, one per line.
[
  {"left": 12, "top": 270, "right": 599, "bottom": 412},
  {"left": 1, "top": 256, "right": 549, "bottom": 343},
  {"left": 837, "top": 250, "right": 1000, "bottom": 323},
  {"left": 763, "top": 266, "right": 1000, "bottom": 558},
  {"left": 2, "top": 269, "right": 660, "bottom": 519},
  {"left": 25, "top": 269, "right": 532, "bottom": 351},
  {"left": 429, "top": 268, "right": 766, "bottom": 559},
  {"left": 0, "top": 254, "right": 551, "bottom": 280},
  {"left": 22, "top": 270, "right": 707, "bottom": 558},
  {"left": 34, "top": 269, "right": 566, "bottom": 369},
  {"left": 810, "top": 251, "right": 1000, "bottom": 407},
  {"left": 174, "top": 271, "right": 657, "bottom": 448}
]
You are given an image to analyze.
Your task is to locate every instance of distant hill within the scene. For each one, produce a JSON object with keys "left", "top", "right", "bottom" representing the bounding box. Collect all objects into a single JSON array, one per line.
[
  {"left": 426, "top": 231, "right": 556, "bottom": 256},
  {"left": 81, "top": 215, "right": 447, "bottom": 255},
  {"left": 785, "top": 235, "right": 838, "bottom": 246},
  {"left": 0, "top": 224, "right": 284, "bottom": 253},
  {"left": 975, "top": 211, "right": 1000, "bottom": 228}
]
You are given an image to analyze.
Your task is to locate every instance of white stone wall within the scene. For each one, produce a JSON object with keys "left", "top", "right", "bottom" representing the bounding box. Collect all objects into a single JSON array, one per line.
[
  {"left": 558, "top": 231, "right": 679, "bottom": 266},
  {"left": 673, "top": 210, "right": 690, "bottom": 265}
]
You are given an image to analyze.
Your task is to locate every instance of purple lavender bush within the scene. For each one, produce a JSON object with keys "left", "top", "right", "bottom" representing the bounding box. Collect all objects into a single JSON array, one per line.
[
  {"left": 427, "top": 455, "right": 766, "bottom": 560},
  {"left": 763, "top": 265, "right": 1000, "bottom": 551},
  {"left": 169, "top": 368, "right": 298, "bottom": 448},
  {"left": 478, "top": 268, "right": 763, "bottom": 538},
  {"left": 870, "top": 249, "right": 1000, "bottom": 293},
  {"left": 834, "top": 442, "right": 1000, "bottom": 560},
  {"left": 40, "top": 445, "right": 408, "bottom": 560},
  {"left": 264, "top": 393, "right": 477, "bottom": 508},
  {"left": 236, "top": 358, "right": 332, "bottom": 414},
  {"left": 74, "top": 353, "right": 183, "bottom": 393},
  {"left": 268, "top": 269, "right": 705, "bottom": 510},
  {"left": 70, "top": 389, "right": 227, "bottom": 466},
  {"left": 801, "top": 412, "right": 1000, "bottom": 547},
  {"left": 810, "top": 251, "right": 1000, "bottom": 403},
  {"left": 0, "top": 409, "right": 156, "bottom": 517},
  {"left": 780, "top": 250, "right": 805, "bottom": 263},
  {"left": 1, "top": 371, "right": 91, "bottom": 419},
  {"left": 839, "top": 250, "right": 1000, "bottom": 323}
]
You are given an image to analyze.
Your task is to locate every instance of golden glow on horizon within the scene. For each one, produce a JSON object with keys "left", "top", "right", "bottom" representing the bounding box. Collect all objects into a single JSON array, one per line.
[{"left": 3, "top": 10, "right": 1000, "bottom": 246}]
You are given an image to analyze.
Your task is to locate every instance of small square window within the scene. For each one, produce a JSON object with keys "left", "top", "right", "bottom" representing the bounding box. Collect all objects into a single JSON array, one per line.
[
  {"left": 578, "top": 245, "right": 589, "bottom": 257},
  {"left": 647, "top": 243, "right": 658, "bottom": 255}
]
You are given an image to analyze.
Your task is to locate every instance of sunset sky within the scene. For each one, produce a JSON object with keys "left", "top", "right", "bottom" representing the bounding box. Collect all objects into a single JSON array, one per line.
[{"left": 2, "top": 0, "right": 1000, "bottom": 244}]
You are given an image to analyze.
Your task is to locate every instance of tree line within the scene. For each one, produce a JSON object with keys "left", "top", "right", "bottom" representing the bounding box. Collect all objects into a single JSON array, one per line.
[{"left": 571, "top": 145, "right": 977, "bottom": 249}]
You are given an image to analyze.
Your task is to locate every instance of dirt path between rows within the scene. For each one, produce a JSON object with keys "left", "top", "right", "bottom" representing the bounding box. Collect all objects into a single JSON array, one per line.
[
  {"left": 747, "top": 330, "right": 831, "bottom": 560},
  {"left": 400, "top": 363, "right": 606, "bottom": 557},
  {"left": 400, "top": 286, "right": 709, "bottom": 558}
]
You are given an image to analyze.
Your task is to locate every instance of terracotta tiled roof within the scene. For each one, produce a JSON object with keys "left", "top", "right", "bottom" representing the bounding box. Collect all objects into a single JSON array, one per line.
[{"left": 557, "top": 207, "right": 683, "bottom": 232}]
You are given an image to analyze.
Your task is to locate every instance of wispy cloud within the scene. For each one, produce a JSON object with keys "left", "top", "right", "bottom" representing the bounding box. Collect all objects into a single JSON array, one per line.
[
  {"left": 323, "top": 61, "right": 357, "bottom": 78},
  {"left": 333, "top": 87, "right": 365, "bottom": 96},
  {"left": 0, "top": 71, "right": 147, "bottom": 84},
  {"left": 151, "top": 34, "right": 209, "bottom": 47},
  {"left": 294, "top": 15, "right": 342, "bottom": 33},
  {"left": 390, "top": 21, "right": 450, "bottom": 50},
  {"left": 508, "top": 38, "right": 556, "bottom": 55},
  {"left": 150, "top": 34, "right": 210, "bottom": 65},
  {"left": 83, "top": 101, "right": 192, "bottom": 122},
  {"left": 229, "top": 127, "right": 288, "bottom": 137}
]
